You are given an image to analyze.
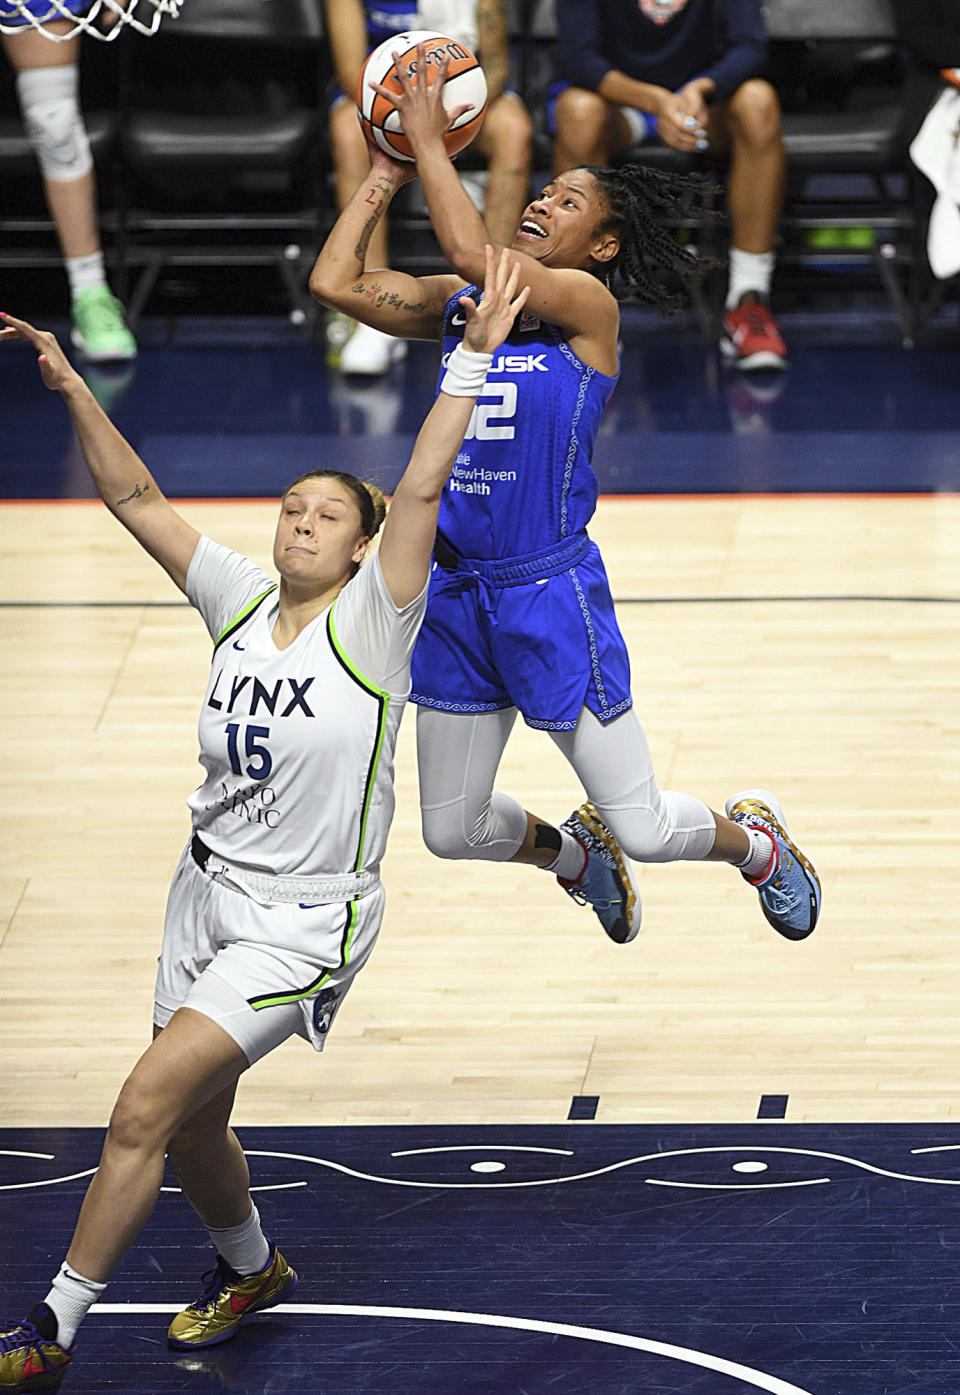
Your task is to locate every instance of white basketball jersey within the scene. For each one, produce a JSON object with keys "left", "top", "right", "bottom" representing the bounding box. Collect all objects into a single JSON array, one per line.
[{"left": 185, "top": 537, "right": 427, "bottom": 880}]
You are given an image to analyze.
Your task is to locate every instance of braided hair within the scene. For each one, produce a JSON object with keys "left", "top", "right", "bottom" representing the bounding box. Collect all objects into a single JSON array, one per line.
[{"left": 579, "top": 162, "right": 723, "bottom": 313}]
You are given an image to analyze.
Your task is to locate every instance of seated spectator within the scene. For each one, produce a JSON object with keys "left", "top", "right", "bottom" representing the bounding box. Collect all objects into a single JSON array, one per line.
[
  {"left": 2, "top": 2, "right": 136, "bottom": 361},
  {"left": 551, "top": 0, "right": 787, "bottom": 372},
  {"left": 323, "top": 0, "right": 533, "bottom": 375}
]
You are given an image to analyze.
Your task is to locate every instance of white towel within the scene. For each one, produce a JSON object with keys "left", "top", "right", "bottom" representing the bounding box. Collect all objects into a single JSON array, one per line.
[{"left": 910, "top": 85, "right": 960, "bottom": 279}]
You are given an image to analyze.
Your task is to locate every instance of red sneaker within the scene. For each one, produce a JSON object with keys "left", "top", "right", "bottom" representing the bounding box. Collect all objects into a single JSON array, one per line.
[{"left": 720, "top": 299, "right": 788, "bottom": 371}]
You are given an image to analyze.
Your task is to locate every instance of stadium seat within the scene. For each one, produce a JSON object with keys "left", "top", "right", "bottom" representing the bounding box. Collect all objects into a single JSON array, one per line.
[
  {"left": 115, "top": 0, "right": 327, "bottom": 329},
  {"left": 764, "top": 0, "right": 918, "bottom": 342}
]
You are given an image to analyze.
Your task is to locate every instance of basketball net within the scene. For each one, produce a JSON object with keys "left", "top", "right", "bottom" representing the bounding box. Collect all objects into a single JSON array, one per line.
[{"left": 0, "top": 0, "right": 182, "bottom": 40}]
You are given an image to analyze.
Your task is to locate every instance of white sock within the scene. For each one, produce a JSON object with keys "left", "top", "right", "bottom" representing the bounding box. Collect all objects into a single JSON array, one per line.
[
  {"left": 542, "top": 829, "right": 588, "bottom": 882},
  {"left": 736, "top": 825, "right": 777, "bottom": 881},
  {"left": 66, "top": 250, "right": 106, "bottom": 302},
  {"left": 726, "top": 247, "right": 776, "bottom": 309},
  {"left": 44, "top": 1263, "right": 107, "bottom": 1348},
  {"left": 208, "top": 1204, "right": 271, "bottom": 1277}
]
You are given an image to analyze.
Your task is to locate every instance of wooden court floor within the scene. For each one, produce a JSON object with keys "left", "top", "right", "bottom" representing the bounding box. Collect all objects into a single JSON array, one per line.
[{"left": 2, "top": 493, "right": 958, "bottom": 1131}]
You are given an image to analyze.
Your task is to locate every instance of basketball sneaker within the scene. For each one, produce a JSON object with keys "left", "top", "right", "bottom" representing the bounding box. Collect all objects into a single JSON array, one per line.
[
  {"left": 720, "top": 296, "right": 787, "bottom": 372},
  {"left": 167, "top": 1245, "right": 298, "bottom": 1350},
  {"left": 0, "top": 1303, "right": 73, "bottom": 1390},
  {"left": 725, "top": 788, "right": 821, "bottom": 940},
  {"left": 338, "top": 320, "right": 407, "bottom": 376},
  {"left": 558, "top": 802, "right": 642, "bottom": 944},
  {"left": 70, "top": 286, "right": 137, "bottom": 363}
]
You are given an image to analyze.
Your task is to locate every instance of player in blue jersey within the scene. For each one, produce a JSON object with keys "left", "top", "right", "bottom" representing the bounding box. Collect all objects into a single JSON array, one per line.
[
  {"left": 310, "top": 46, "right": 821, "bottom": 945},
  {"left": 0, "top": 251, "right": 528, "bottom": 1391}
]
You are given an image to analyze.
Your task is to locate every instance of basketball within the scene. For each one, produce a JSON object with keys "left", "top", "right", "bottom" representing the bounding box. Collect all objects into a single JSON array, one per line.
[{"left": 356, "top": 30, "right": 488, "bottom": 162}]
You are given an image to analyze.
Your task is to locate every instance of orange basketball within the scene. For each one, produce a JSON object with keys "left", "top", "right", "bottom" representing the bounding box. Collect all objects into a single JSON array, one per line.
[{"left": 356, "top": 29, "right": 488, "bottom": 162}]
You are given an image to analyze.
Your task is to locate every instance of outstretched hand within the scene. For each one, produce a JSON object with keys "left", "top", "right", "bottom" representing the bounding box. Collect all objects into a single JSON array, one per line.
[
  {"left": 458, "top": 245, "right": 530, "bottom": 356},
  {"left": 0, "top": 313, "right": 82, "bottom": 393},
  {"left": 368, "top": 41, "right": 474, "bottom": 157}
]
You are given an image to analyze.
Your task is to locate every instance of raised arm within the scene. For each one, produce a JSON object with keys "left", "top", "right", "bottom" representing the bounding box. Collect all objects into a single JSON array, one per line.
[
  {"left": 374, "top": 47, "right": 619, "bottom": 361},
  {"left": 377, "top": 246, "right": 528, "bottom": 607},
  {"left": 0, "top": 314, "right": 199, "bottom": 593},
  {"left": 308, "top": 143, "right": 463, "bottom": 340}
]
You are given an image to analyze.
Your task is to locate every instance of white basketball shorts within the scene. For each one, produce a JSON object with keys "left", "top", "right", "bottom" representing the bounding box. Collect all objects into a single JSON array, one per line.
[{"left": 154, "top": 844, "right": 384, "bottom": 1065}]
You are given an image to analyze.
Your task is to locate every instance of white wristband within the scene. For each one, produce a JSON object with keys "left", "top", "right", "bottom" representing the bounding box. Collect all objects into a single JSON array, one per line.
[{"left": 440, "top": 343, "right": 493, "bottom": 397}]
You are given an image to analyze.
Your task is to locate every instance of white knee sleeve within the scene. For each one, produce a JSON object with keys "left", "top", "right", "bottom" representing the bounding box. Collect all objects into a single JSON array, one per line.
[{"left": 16, "top": 64, "right": 93, "bottom": 183}]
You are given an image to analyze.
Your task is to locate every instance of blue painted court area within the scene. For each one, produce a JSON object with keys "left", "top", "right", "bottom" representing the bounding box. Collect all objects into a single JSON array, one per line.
[
  {"left": 4, "top": 308, "right": 960, "bottom": 499},
  {"left": 2, "top": 1123, "right": 959, "bottom": 1394}
]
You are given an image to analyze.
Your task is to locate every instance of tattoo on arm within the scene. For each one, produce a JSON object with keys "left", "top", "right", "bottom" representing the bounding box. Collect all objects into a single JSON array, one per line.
[
  {"left": 354, "top": 215, "right": 378, "bottom": 264},
  {"left": 350, "top": 280, "right": 427, "bottom": 315},
  {"left": 115, "top": 480, "right": 151, "bottom": 507}
]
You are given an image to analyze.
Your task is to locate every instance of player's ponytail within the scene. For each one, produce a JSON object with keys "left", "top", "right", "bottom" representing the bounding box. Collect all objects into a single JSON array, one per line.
[
  {"left": 361, "top": 482, "right": 387, "bottom": 538},
  {"left": 580, "top": 162, "right": 723, "bottom": 313}
]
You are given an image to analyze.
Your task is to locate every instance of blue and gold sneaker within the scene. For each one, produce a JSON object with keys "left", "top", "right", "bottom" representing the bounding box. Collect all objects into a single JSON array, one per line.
[
  {"left": 167, "top": 1245, "right": 298, "bottom": 1350},
  {"left": 0, "top": 1303, "right": 72, "bottom": 1390},
  {"left": 558, "top": 802, "right": 641, "bottom": 944},
  {"left": 725, "top": 788, "right": 821, "bottom": 941}
]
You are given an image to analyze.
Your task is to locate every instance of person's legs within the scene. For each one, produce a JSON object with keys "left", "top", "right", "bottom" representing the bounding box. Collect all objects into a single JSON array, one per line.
[
  {"left": 471, "top": 92, "right": 532, "bottom": 245},
  {"left": 709, "top": 80, "right": 788, "bottom": 370},
  {"left": 163, "top": 1065, "right": 298, "bottom": 1352},
  {"left": 552, "top": 85, "right": 632, "bottom": 174},
  {"left": 4, "top": 23, "right": 136, "bottom": 359},
  {"left": 417, "top": 705, "right": 530, "bottom": 861},
  {"left": 67, "top": 1008, "right": 249, "bottom": 1284},
  {"left": 550, "top": 707, "right": 731, "bottom": 862},
  {"left": 551, "top": 707, "right": 820, "bottom": 939},
  {"left": 0, "top": 1009, "right": 247, "bottom": 1386},
  {"left": 713, "top": 79, "right": 785, "bottom": 260}
]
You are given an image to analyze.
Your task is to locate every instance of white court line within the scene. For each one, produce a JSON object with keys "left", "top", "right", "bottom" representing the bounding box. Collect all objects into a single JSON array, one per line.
[
  {"left": 245, "top": 1144, "right": 960, "bottom": 1190},
  {"left": 5, "top": 1143, "right": 959, "bottom": 1194},
  {"left": 0, "top": 1167, "right": 96, "bottom": 1192},
  {"left": 391, "top": 1145, "right": 574, "bottom": 1158},
  {"left": 646, "top": 1177, "right": 831, "bottom": 1191},
  {"left": 92, "top": 1301, "right": 818, "bottom": 1395}
]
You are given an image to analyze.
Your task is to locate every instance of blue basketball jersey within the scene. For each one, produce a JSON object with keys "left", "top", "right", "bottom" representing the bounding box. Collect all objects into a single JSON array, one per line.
[
  {"left": 436, "top": 289, "right": 619, "bottom": 559},
  {"left": 365, "top": 0, "right": 418, "bottom": 46}
]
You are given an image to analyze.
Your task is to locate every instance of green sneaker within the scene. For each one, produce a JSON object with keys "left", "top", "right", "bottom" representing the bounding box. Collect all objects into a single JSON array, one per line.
[{"left": 70, "top": 286, "right": 137, "bottom": 363}]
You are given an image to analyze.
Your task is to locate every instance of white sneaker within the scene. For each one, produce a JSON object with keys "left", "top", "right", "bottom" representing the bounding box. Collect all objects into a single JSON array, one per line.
[{"left": 339, "top": 321, "right": 407, "bottom": 376}]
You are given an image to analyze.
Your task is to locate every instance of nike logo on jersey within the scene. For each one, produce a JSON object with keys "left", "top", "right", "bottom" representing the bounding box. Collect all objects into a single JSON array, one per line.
[
  {"left": 232, "top": 640, "right": 246, "bottom": 651},
  {"left": 451, "top": 310, "right": 541, "bottom": 332}
]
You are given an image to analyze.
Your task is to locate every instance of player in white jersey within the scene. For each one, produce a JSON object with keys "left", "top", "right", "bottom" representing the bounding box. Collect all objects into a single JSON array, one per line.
[{"left": 0, "top": 248, "right": 528, "bottom": 1391}]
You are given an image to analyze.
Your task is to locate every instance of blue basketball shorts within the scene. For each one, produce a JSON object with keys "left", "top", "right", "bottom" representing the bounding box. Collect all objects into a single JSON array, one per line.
[
  {"left": 410, "top": 536, "right": 633, "bottom": 732},
  {"left": 0, "top": 0, "right": 88, "bottom": 24},
  {"left": 547, "top": 79, "right": 658, "bottom": 144}
]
